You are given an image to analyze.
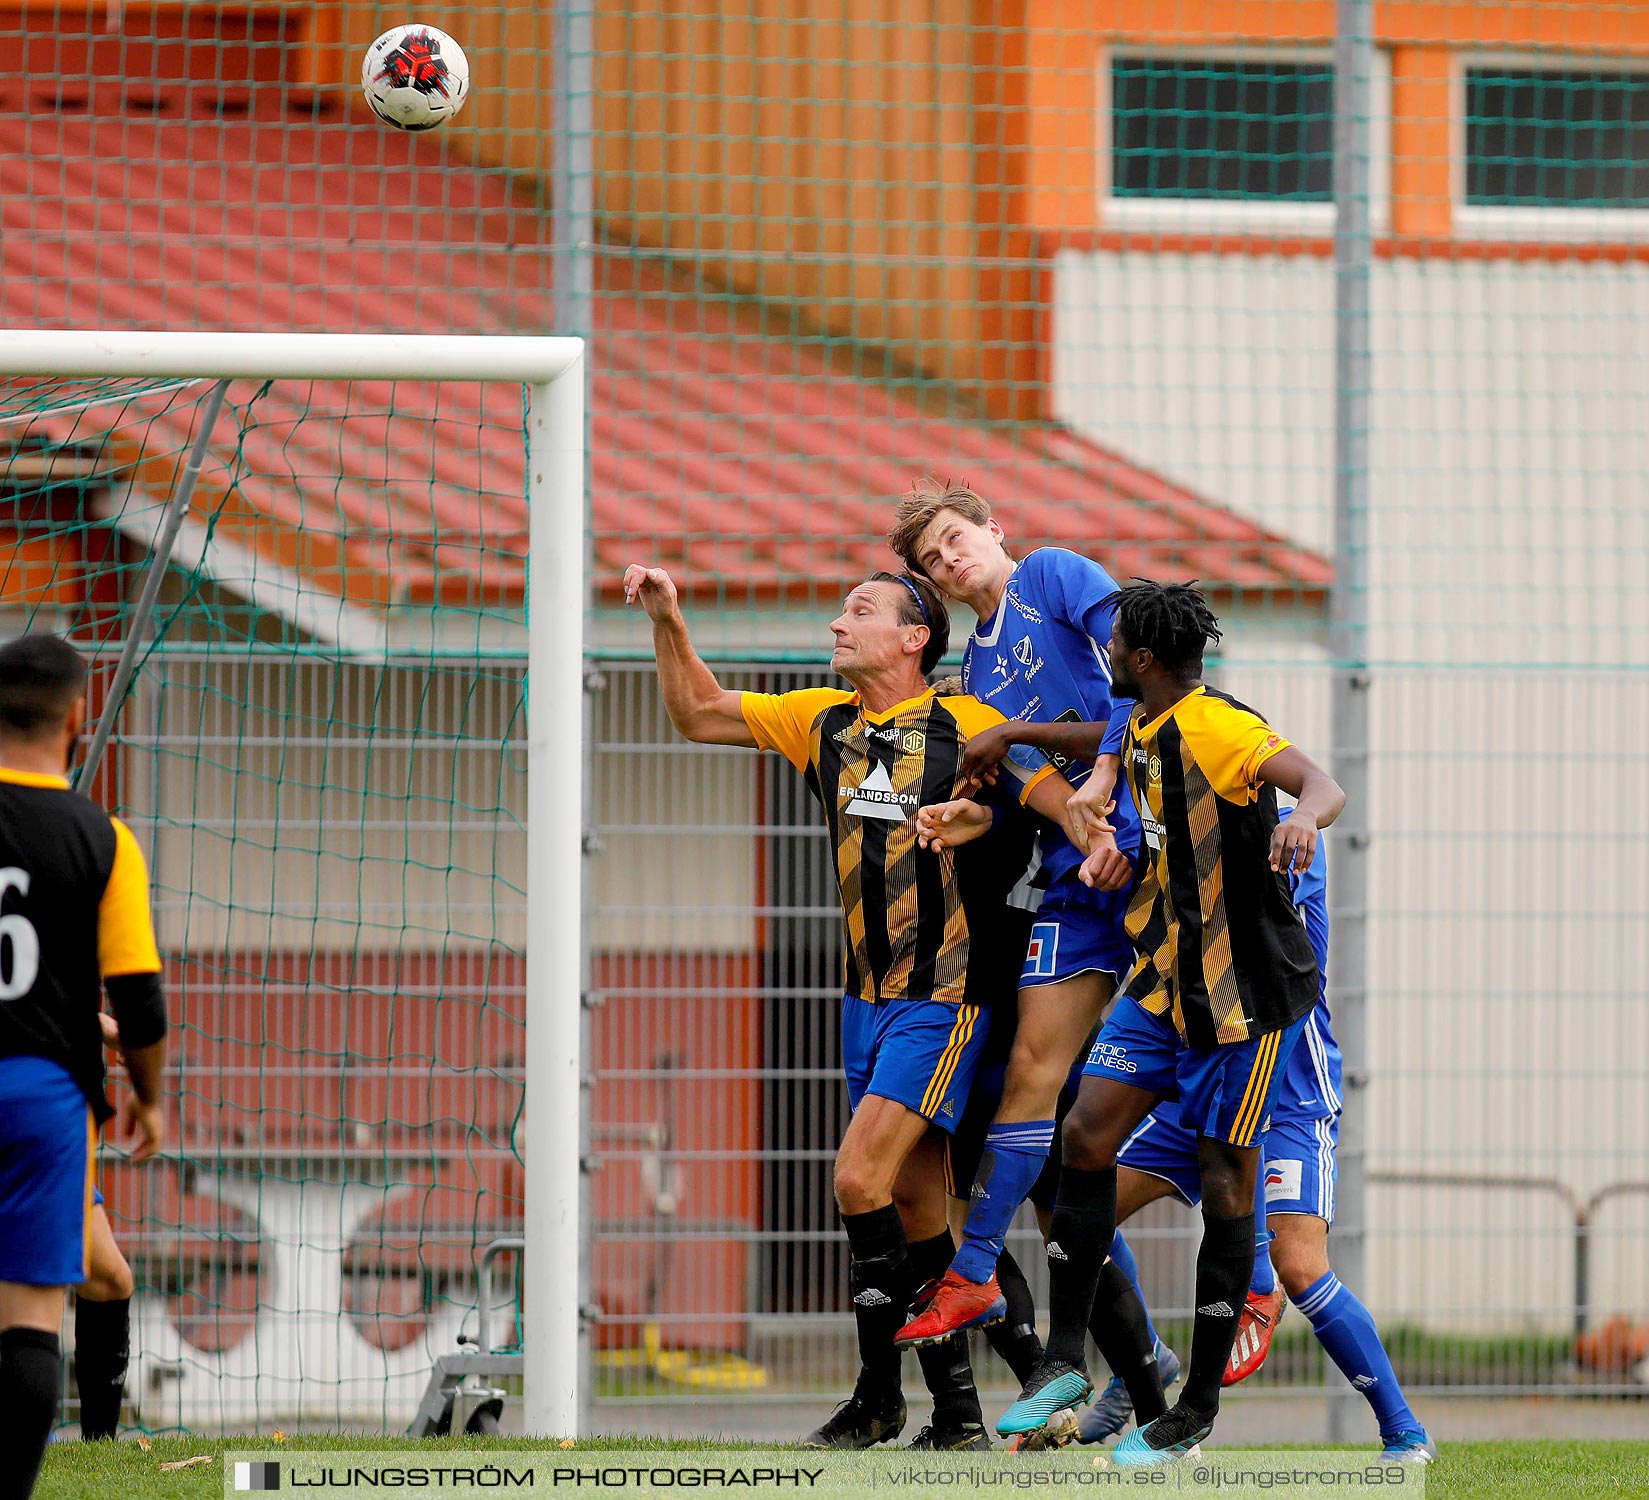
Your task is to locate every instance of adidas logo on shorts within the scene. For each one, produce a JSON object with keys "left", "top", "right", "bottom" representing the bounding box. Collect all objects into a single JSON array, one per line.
[
  {"left": 1197, "top": 1302, "right": 1235, "bottom": 1318},
  {"left": 1046, "top": 1242, "right": 1068, "bottom": 1261},
  {"left": 853, "top": 1288, "right": 893, "bottom": 1307}
]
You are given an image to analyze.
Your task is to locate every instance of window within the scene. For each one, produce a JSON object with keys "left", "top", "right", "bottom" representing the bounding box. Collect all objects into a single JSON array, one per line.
[
  {"left": 1465, "top": 67, "right": 1649, "bottom": 209},
  {"left": 1110, "top": 56, "right": 1335, "bottom": 202}
]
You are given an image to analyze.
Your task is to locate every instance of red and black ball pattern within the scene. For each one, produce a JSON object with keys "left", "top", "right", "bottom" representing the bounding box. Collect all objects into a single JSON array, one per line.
[{"left": 373, "top": 31, "right": 456, "bottom": 100}]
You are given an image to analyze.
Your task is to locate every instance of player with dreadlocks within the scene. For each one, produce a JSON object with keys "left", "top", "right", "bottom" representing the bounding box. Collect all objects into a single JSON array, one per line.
[{"left": 919, "top": 580, "right": 1344, "bottom": 1462}]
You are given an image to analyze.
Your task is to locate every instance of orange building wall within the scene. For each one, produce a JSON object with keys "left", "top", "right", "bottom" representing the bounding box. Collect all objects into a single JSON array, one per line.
[
  {"left": 273, "top": 0, "right": 1649, "bottom": 412},
  {"left": 14, "top": 0, "right": 1645, "bottom": 406}
]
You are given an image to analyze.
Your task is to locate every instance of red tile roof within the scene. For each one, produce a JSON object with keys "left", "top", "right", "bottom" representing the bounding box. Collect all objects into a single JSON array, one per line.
[{"left": 0, "top": 101, "right": 1330, "bottom": 614}]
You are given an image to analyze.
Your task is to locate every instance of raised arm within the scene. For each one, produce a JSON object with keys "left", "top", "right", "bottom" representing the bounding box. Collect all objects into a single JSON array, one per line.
[{"left": 623, "top": 564, "right": 758, "bottom": 747}]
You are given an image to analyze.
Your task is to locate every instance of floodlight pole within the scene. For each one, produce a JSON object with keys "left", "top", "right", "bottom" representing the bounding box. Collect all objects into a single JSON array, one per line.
[{"left": 1331, "top": 0, "right": 1375, "bottom": 1446}]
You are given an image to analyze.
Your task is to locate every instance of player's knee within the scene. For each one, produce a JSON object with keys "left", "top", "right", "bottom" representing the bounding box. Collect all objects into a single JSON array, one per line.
[
  {"left": 1197, "top": 1150, "right": 1251, "bottom": 1218},
  {"left": 1269, "top": 1231, "right": 1330, "bottom": 1300},
  {"left": 1058, "top": 1096, "right": 1121, "bottom": 1172},
  {"left": 81, "top": 1258, "right": 136, "bottom": 1303},
  {"left": 1000, "top": 1051, "right": 1064, "bottom": 1118},
  {"left": 833, "top": 1154, "right": 890, "bottom": 1216}
]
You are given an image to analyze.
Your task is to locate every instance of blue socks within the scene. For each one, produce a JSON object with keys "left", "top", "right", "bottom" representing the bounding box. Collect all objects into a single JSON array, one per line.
[
  {"left": 1296, "top": 1270, "right": 1419, "bottom": 1439},
  {"left": 950, "top": 1120, "right": 1056, "bottom": 1283},
  {"left": 1249, "top": 1163, "right": 1277, "bottom": 1296},
  {"left": 1105, "top": 1229, "right": 1162, "bottom": 1351}
]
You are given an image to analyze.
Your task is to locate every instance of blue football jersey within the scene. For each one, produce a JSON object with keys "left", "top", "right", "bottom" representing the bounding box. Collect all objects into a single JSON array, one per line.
[
  {"left": 1280, "top": 811, "right": 1342, "bottom": 1117},
  {"left": 960, "top": 547, "right": 1141, "bottom": 885}
]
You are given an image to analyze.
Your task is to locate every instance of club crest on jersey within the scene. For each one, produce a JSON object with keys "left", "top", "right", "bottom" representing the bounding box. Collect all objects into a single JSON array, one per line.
[
  {"left": 841, "top": 763, "right": 916, "bottom": 821},
  {"left": 1013, "top": 635, "right": 1035, "bottom": 667},
  {"left": 901, "top": 730, "right": 926, "bottom": 755},
  {"left": 1147, "top": 754, "right": 1162, "bottom": 782}
]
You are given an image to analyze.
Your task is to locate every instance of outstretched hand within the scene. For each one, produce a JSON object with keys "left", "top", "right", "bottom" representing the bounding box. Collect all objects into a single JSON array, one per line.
[
  {"left": 622, "top": 564, "right": 681, "bottom": 622},
  {"left": 915, "top": 798, "right": 994, "bottom": 851}
]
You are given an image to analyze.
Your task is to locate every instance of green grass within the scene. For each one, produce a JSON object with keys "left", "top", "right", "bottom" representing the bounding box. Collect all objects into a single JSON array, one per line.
[{"left": 34, "top": 1437, "right": 1649, "bottom": 1500}]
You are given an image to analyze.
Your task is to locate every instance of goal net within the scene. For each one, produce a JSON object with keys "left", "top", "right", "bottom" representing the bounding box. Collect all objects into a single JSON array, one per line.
[{"left": 0, "top": 333, "right": 583, "bottom": 1434}]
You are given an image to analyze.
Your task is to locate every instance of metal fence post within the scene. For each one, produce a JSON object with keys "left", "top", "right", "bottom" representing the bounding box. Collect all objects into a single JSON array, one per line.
[{"left": 1330, "top": 0, "right": 1376, "bottom": 1445}]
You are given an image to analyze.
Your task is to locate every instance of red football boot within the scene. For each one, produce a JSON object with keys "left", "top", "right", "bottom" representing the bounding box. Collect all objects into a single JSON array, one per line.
[
  {"left": 893, "top": 1269, "right": 1007, "bottom": 1348},
  {"left": 1223, "top": 1288, "right": 1286, "bottom": 1386}
]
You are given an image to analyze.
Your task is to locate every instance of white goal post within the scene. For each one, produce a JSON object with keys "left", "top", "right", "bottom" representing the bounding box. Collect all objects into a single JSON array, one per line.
[{"left": 0, "top": 329, "right": 587, "bottom": 1437}]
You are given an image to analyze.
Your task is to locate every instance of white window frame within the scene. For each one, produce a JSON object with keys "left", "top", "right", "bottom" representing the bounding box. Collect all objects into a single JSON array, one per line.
[
  {"left": 1453, "top": 50, "right": 1649, "bottom": 242},
  {"left": 1097, "top": 44, "right": 1391, "bottom": 235}
]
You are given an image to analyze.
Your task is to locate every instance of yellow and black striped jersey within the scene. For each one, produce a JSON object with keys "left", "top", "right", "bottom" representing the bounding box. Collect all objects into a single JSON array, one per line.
[
  {"left": 0, "top": 766, "right": 162, "bottom": 1120},
  {"left": 1118, "top": 686, "right": 1320, "bottom": 1049},
  {"left": 740, "top": 687, "right": 1053, "bottom": 1007}
]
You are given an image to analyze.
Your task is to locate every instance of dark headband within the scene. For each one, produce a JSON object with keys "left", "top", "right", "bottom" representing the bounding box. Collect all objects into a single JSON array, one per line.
[{"left": 893, "top": 575, "right": 931, "bottom": 628}]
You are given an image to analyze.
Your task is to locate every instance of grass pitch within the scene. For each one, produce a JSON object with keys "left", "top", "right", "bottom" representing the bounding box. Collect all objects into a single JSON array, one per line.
[{"left": 36, "top": 1435, "right": 1649, "bottom": 1500}]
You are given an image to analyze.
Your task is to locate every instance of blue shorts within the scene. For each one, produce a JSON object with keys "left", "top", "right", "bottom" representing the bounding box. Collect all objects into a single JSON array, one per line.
[
  {"left": 1262, "top": 1109, "right": 1339, "bottom": 1224},
  {"left": 1083, "top": 993, "right": 1309, "bottom": 1149},
  {"left": 0, "top": 1057, "right": 96, "bottom": 1286},
  {"left": 842, "top": 996, "right": 988, "bottom": 1134},
  {"left": 1020, "top": 872, "right": 1135, "bottom": 989},
  {"left": 1116, "top": 1097, "right": 1201, "bottom": 1206},
  {"left": 1118, "top": 1095, "right": 1339, "bottom": 1225}
]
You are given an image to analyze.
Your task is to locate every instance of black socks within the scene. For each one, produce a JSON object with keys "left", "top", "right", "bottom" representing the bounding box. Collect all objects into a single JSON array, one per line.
[
  {"left": 1043, "top": 1164, "right": 1117, "bottom": 1366},
  {"left": 842, "top": 1204, "right": 913, "bottom": 1405},
  {"left": 1088, "top": 1258, "right": 1167, "bottom": 1422},
  {"left": 907, "top": 1229, "right": 983, "bottom": 1429},
  {"left": 1, "top": 1326, "right": 61, "bottom": 1500},
  {"left": 984, "top": 1246, "right": 1044, "bottom": 1384},
  {"left": 1181, "top": 1210, "right": 1256, "bottom": 1413},
  {"left": 74, "top": 1296, "right": 130, "bottom": 1440}
]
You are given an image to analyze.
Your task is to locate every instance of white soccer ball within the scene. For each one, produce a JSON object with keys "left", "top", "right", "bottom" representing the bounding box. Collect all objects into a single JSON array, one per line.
[{"left": 361, "top": 25, "right": 470, "bottom": 133}]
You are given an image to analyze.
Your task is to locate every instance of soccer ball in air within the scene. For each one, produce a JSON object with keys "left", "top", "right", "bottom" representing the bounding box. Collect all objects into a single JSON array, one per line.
[{"left": 361, "top": 25, "right": 470, "bottom": 132}]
